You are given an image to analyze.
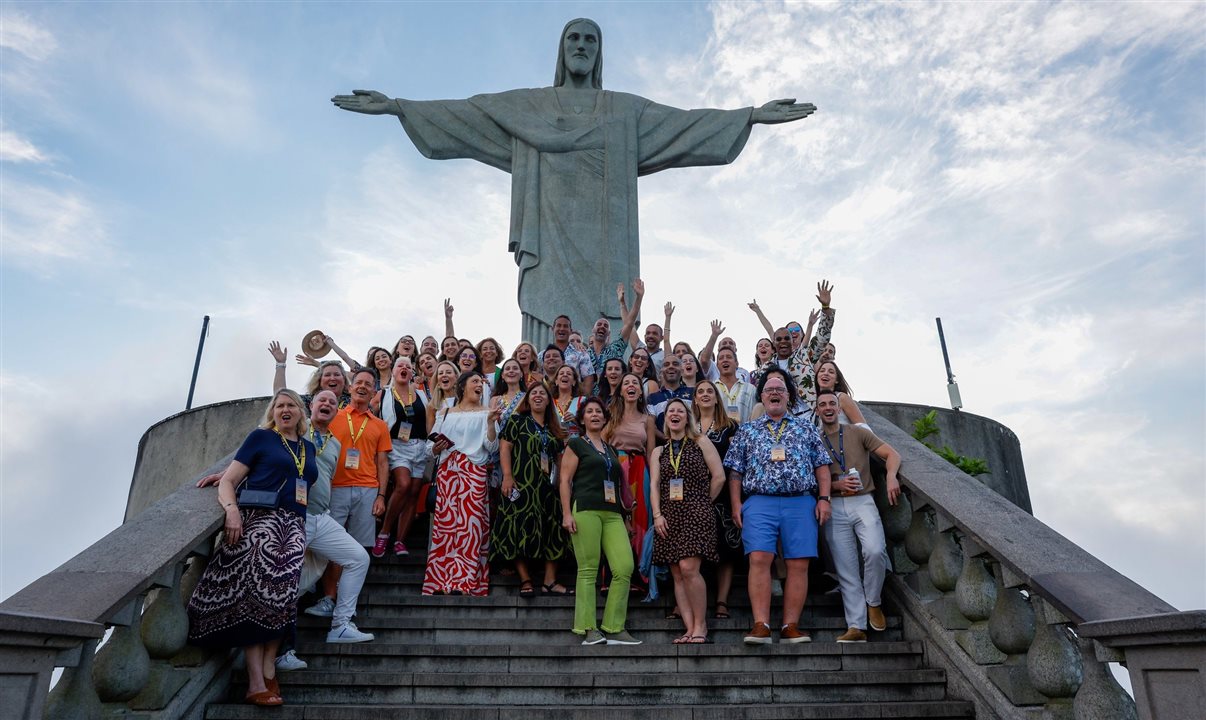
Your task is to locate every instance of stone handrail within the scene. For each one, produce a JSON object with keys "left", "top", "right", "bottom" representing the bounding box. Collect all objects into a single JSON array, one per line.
[
  {"left": 862, "top": 406, "right": 1203, "bottom": 720},
  {"left": 0, "top": 455, "right": 236, "bottom": 720}
]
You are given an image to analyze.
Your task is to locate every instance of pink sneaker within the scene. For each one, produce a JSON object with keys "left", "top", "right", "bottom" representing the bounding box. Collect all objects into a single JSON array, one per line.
[
  {"left": 393, "top": 540, "right": 409, "bottom": 556},
  {"left": 371, "top": 533, "right": 389, "bottom": 558}
]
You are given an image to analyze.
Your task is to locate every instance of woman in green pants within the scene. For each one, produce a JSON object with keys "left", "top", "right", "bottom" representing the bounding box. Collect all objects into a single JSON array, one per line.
[{"left": 559, "top": 396, "right": 642, "bottom": 646}]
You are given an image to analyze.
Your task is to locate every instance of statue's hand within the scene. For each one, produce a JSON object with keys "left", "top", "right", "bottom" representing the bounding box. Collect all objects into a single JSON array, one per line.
[
  {"left": 751, "top": 98, "right": 816, "bottom": 125},
  {"left": 331, "top": 89, "right": 398, "bottom": 116}
]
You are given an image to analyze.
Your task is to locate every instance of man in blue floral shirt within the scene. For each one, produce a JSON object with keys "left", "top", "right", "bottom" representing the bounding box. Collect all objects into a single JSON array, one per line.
[{"left": 724, "top": 367, "right": 832, "bottom": 646}]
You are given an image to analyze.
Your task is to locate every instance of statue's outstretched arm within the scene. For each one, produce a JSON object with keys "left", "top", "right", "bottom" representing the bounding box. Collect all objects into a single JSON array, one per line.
[
  {"left": 331, "top": 89, "right": 403, "bottom": 117},
  {"left": 751, "top": 98, "right": 816, "bottom": 125}
]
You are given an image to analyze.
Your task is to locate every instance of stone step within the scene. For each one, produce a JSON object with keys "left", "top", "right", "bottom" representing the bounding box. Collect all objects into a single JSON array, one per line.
[
  {"left": 226, "top": 668, "right": 950, "bottom": 705},
  {"left": 296, "top": 615, "right": 903, "bottom": 645},
  {"left": 207, "top": 700, "right": 975, "bottom": 719},
  {"left": 287, "top": 640, "right": 926, "bottom": 673}
]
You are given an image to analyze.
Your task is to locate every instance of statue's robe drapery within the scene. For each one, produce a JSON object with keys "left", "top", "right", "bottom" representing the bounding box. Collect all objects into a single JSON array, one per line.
[{"left": 397, "top": 88, "right": 753, "bottom": 345}]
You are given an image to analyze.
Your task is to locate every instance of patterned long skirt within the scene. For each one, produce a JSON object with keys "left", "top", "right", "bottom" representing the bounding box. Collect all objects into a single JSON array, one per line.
[
  {"left": 616, "top": 451, "right": 650, "bottom": 583},
  {"left": 423, "top": 451, "right": 490, "bottom": 596},
  {"left": 187, "top": 508, "right": 305, "bottom": 648}
]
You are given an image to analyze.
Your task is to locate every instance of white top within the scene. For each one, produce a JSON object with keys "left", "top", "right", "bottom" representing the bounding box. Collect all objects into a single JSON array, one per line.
[{"left": 429, "top": 408, "right": 498, "bottom": 466}]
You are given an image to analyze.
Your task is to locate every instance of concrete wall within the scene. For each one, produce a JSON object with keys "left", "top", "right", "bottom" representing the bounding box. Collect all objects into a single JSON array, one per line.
[
  {"left": 863, "top": 401, "right": 1031, "bottom": 513},
  {"left": 125, "top": 396, "right": 270, "bottom": 521}
]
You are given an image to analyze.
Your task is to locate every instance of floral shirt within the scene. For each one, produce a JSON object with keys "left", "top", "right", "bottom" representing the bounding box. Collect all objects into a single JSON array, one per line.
[
  {"left": 751, "top": 308, "right": 835, "bottom": 423},
  {"left": 587, "top": 337, "right": 629, "bottom": 376},
  {"left": 723, "top": 414, "right": 832, "bottom": 495},
  {"left": 562, "top": 344, "right": 596, "bottom": 381}
]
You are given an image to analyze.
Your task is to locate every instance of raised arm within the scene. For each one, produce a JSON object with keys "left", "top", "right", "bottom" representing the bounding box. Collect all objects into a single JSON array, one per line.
[
  {"left": 699, "top": 320, "right": 723, "bottom": 372},
  {"left": 750, "top": 98, "right": 816, "bottom": 125},
  {"left": 444, "top": 298, "right": 456, "bottom": 339},
  {"left": 798, "top": 281, "right": 835, "bottom": 365},
  {"left": 803, "top": 309, "right": 819, "bottom": 349},
  {"left": 619, "top": 279, "right": 644, "bottom": 345},
  {"left": 325, "top": 335, "right": 359, "bottom": 371},
  {"left": 662, "top": 302, "right": 675, "bottom": 357},
  {"left": 269, "top": 341, "right": 287, "bottom": 394},
  {"left": 747, "top": 299, "right": 776, "bottom": 338}
]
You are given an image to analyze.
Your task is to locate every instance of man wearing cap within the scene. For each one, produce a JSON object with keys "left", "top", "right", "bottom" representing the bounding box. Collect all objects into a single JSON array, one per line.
[
  {"left": 725, "top": 367, "right": 832, "bottom": 645},
  {"left": 816, "top": 389, "right": 901, "bottom": 643}
]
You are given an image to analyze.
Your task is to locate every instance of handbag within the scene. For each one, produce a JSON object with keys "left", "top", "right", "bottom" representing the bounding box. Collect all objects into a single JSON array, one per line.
[{"left": 236, "top": 476, "right": 291, "bottom": 510}]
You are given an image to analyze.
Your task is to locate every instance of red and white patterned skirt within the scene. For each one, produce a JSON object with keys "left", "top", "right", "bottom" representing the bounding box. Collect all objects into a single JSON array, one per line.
[{"left": 423, "top": 451, "right": 490, "bottom": 596}]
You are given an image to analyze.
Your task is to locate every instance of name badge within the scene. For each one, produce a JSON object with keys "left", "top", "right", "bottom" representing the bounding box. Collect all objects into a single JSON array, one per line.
[
  {"left": 396, "top": 421, "right": 412, "bottom": 442},
  {"left": 770, "top": 444, "right": 786, "bottom": 462},
  {"left": 540, "top": 451, "right": 550, "bottom": 475},
  {"left": 294, "top": 478, "right": 308, "bottom": 506},
  {"left": 345, "top": 449, "right": 361, "bottom": 469},
  {"left": 726, "top": 404, "right": 740, "bottom": 418},
  {"left": 669, "top": 477, "right": 684, "bottom": 501},
  {"left": 603, "top": 479, "right": 617, "bottom": 504}
]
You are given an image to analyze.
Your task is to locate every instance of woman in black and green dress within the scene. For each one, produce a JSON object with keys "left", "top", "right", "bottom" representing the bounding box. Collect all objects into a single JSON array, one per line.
[{"left": 491, "top": 383, "right": 573, "bottom": 596}]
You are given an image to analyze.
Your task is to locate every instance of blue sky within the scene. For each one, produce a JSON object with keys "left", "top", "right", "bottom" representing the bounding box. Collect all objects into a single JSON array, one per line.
[{"left": 2, "top": 1, "right": 1203, "bottom": 619}]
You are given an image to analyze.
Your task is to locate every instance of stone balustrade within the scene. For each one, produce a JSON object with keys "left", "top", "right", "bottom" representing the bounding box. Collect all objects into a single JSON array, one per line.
[
  {"left": 862, "top": 405, "right": 1204, "bottom": 720},
  {"left": 0, "top": 455, "right": 236, "bottom": 720}
]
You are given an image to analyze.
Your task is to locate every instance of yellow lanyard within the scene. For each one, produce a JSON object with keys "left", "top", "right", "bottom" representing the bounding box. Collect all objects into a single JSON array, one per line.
[
  {"left": 720, "top": 381, "right": 742, "bottom": 404},
  {"left": 346, "top": 411, "right": 369, "bottom": 449},
  {"left": 391, "top": 386, "right": 415, "bottom": 416},
  {"left": 766, "top": 418, "right": 789, "bottom": 444},
  {"left": 308, "top": 427, "right": 332, "bottom": 457},
  {"left": 667, "top": 438, "right": 688, "bottom": 477},
  {"left": 275, "top": 430, "right": 307, "bottom": 477}
]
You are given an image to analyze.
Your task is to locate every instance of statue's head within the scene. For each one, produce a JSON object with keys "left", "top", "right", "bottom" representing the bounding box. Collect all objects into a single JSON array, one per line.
[{"left": 554, "top": 18, "right": 602, "bottom": 89}]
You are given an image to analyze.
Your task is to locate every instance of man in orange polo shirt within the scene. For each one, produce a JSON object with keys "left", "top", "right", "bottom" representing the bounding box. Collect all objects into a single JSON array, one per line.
[{"left": 328, "top": 367, "right": 392, "bottom": 548}]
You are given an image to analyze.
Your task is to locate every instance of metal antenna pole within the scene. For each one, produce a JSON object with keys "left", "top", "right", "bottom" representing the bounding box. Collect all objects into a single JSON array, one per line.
[
  {"left": 935, "top": 317, "right": 962, "bottom": 410},
  {"left": 186, "top": 315, "right": 210, "bottom": 410}
]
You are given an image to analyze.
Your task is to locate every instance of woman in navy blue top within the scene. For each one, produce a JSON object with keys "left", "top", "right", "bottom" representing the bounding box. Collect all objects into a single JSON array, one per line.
[{"left": 188, "top": 389, "right": 317, "bottom": 706}]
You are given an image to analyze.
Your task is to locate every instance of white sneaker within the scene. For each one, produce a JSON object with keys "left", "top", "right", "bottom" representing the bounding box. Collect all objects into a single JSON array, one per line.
[
  {"left": 274, "top": 649, "right": 308, "bottom": 672},
  {"left": 304, "top": 596, "right": 335, "bottom": 617},
  {"left": 327, "top": 621, "right": 375, "bottom": 643}
]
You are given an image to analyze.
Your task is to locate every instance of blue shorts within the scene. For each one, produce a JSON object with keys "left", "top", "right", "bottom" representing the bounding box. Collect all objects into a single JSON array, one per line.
[{"left": 741, "top": 494, "right": 819, "bottom": 559}]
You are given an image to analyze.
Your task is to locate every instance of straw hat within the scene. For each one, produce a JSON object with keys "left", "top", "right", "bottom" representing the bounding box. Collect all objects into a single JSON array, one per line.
[{"left": 302, "top": 330, "right": 331, "bottom": 359}]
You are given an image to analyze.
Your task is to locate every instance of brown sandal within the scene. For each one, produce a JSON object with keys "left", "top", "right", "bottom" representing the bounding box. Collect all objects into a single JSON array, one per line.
[
  {"left": 714, "top": 601, "right": 731, "bottom": 619},
  {"left": 245, "top": 690, "right": 283, "bottom": 706}
]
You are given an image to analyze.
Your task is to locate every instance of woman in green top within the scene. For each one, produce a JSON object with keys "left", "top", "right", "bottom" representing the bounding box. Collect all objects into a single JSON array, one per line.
[
  {"left": 492, "top": 383, "right": 572, "bottom": 597},
  {"left": 559, "top": 396, "right": 641, "bottom": 646}
]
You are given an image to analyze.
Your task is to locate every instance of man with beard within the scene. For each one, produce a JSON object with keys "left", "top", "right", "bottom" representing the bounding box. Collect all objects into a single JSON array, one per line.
[
  {"left": 816, "top": 390, "right": 900, "bottom": 643},
  {"left": 749, "top": 281, "right": 835, "bottom": 423},
  {"left": 647, "top": 353, "right": 695, "bottom": 423},
  {"left": 586, "top": 280, "right": 643, "bottom": 375},
  {"left": 725, "top": 368, "right": 832, "bottom": 645}
]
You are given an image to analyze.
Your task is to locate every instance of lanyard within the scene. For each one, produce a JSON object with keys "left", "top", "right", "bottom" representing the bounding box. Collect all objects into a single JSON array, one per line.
[
  {"left": 823, "top": 426, "right": 846, "bottom": 471},
  {"left": 346, "top": 411, "right": 369, "bottom": 449},
  {"left": 720, "top": 380, "right": 742, "bottom": 404},
  {"left": 588, "top": 436, "right": 613, "bottom": 479},
  {"left": 275, "top": 429, "right": 307, "bottom": 477},
  {"left": 308, "top": 427, "right": 332, "bottom": 457},
  {"left": 667, "top": 438, "right": 687, "bottom": 477},
  {"left": 391, "top": 386, "right": 415, "bottom": 418},
  {"left": 766, "top": 417, "right": 789, "bottom": 444}
]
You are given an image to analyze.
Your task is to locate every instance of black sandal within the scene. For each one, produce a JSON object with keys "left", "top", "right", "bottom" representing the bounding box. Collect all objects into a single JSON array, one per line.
[
  {"left": 519, "top": 580, "right": 536, "bottom": 598},
  {"left": 542, "top": 583, "right": 574, "bottom": 596},
  {"left": 666, "top": 607, "right": 682, "bottom": 620},
  {"left": 714, "top": 601, "right": 731, "bottom": 619}
]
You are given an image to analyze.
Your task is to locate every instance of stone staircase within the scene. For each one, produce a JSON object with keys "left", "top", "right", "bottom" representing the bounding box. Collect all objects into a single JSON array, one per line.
[{"left": 204, "top": 517, "right": 974, "bottom": 719}]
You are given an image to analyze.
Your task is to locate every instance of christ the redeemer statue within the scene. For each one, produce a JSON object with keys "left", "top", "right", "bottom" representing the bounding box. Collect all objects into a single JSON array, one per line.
[{"left": 333, "top": 18, "right": 815, "bottom": 346}]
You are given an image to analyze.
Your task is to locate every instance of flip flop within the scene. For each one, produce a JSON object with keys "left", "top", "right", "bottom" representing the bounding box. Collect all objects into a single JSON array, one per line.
[
  {"left": 714, "top": 601, "right": 731, "bottom": 619},
  {"left": 665, "top": 607, "right": 682, "bottom": 620},
  {"left": 687, "top": 635, "right": 712, "bottom": 644},
  {"left": 672, "top": 634, "right": 692, "bottom": 644},
  {"left": 542, "top": 583, "right": 574, "bottom": 596}
]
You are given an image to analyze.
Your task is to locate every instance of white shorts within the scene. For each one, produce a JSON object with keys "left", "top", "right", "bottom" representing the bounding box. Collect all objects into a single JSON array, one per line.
[{"left": 388, "top": 438, "right": 429, "bottom": 475}]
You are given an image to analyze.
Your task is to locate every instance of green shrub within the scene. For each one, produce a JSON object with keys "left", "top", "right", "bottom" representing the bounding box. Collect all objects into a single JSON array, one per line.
[{"left": 911, "top": 410, "right": 990, "bottom": 477}]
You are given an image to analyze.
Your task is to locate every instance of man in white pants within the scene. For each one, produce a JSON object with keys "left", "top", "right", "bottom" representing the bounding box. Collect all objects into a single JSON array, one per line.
[
  {"left": 197, "top": 388, "right": 374, "bottom": 674},
  {"left": 815, "top": 390, "right": 901, "bottom": 643},
  {"left": 297, "top": 390, "right": 374, "bottom": 645}
]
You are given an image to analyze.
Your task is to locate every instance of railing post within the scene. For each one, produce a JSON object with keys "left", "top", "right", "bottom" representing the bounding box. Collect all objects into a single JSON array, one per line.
[
  {"left": 92, "top": 596, "right": 151, "bottom": 703},
  {"left": 985, "top": 564, "right": 1045, "bottom": 705},
  {"left": 1072, "top": 637, "right": 1138, "bottom": 720},
  {"left": 903, "top": 505, "right": 940, "bottom": 601},
  {"left": 130, "top": 563, "right": 193, "bottom": 710},
  {"left": 954, "top": 540, "right": 1004, "bottom": 664},
  {"left": 926, "top": 519, "right": 970, "bottom": 630},
  {"left": 1027, "top": 596, "right": 1084, "bottom": 719},
  {"left": 43, "top": 639, "right": 103, "bottom": 720}
]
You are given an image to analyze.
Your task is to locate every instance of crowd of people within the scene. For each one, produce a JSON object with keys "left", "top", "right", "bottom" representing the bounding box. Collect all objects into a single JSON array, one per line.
[{"left": 186, "top": 278, "right": 906, "bottom": 705}]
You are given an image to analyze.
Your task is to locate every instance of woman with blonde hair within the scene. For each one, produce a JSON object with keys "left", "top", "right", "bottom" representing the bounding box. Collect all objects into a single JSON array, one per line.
[
  {"left": 304, "top": 361, "right": 350, "bottom": 408},
  {"left": 692, "top": 380, "right": 742, "bottom": 620},
  {"left": 550, "top": 365, "right": 584, "bottom": 438},
  {"left": 650, "top": 398, "right": 725, "bottom": 643},
  {"left": 511, "top": 342, "right": 542, "bottom": 388},
  {"left": 188, "top": 389, "right": 317, "bottom": 706}
]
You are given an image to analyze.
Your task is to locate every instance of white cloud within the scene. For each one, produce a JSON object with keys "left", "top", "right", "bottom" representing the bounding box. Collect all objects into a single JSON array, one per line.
[
  {"left": 0, "top": 11, "right": 57, "bottom": 61},
  {"left": 0, "top": 130, "right": 48, "bottom": 164},
  {"left": 1, "top": 179, "right": 114, "bottom": 273}
]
